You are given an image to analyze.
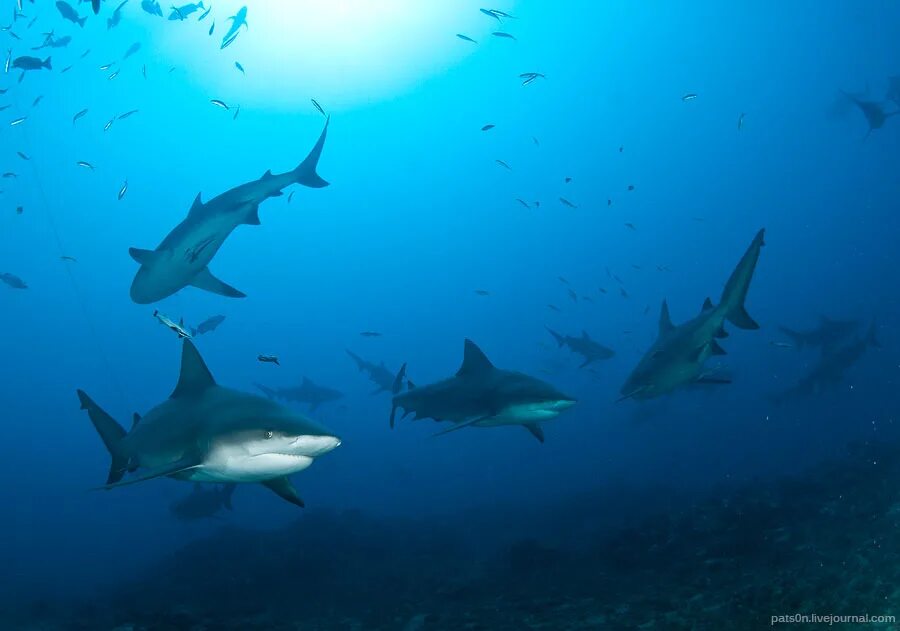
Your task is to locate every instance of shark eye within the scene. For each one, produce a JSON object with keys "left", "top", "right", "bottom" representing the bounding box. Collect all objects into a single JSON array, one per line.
[{"left": 264, "top": 430, "right": 273, "bottom": 439}]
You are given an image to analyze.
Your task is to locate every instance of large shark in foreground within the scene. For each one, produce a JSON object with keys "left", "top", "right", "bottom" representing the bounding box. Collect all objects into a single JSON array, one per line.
[
  {"left": 545, "top": 327, "right": 615, "bottom": 367},
  {"left": 620, "top": 229, "right": 766, "bottom": 401},
  {"left": 129, "top": 120, "right": 329, "bottom": 304},
  {"left": 389, "top": 339, "right": 576, "bottom": 442},
  {"left": 77, "top": 340, "right": 340, "bottom": 507}
]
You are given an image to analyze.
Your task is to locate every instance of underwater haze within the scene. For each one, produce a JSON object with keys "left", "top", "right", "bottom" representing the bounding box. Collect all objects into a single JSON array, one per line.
[{"left": 2, "top": 1, "right": 900, "bottom": 629}]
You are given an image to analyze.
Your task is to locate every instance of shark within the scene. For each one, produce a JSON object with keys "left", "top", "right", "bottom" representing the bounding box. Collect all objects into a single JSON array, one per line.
[
  {"left": 346, "top": 349, "right": 396, "bottom": 394},
  {"left": 255, "top": 377, "right": 344, "bottom": 412},
  {"left": 170, "top": 483, "right": 236, "bottom": 520},
  {"left": 778, "top": 316, "right": 859, "bottom": 354},
  {"left": 772, "top": 322, "right": 880, "bottom": 403},
  {"left": 389, "top": 339, "right": 577, "bottom": 443},
  {"left": 545, "top": 327, "right": 615, "bottom": 367},
  {"left": 888, "top": 76, "right": 900, "bottom": 107},
  {"left": 840, "top": 91, "right": 899, "bottom": 139},
  {"left": 76, "top": 340, "right": 340, "bottom": 507},
  {"left": 620, "top": 229, "right": 766, "bottom": 401},
  {"left": 128, "top": 120, "right": 329, "bottom": 304}
]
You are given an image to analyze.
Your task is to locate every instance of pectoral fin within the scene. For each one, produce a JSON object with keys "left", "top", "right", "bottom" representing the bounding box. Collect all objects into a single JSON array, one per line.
[
  {"left": 524, "top": 424, "right": 545, "bottom": 443},
  {"left": 95, "top": 455, "right": 202, "bottom": 490},
  {"left": 262, "top": 476, "right": 304, "bottom": 507},
  {"left": 191, "top": 267, "right": 246, "bottom": 298},
  {"left": 695, "top": 376, "right": 732, "bottom": 385},
  {"left": 433, "top": 415, "right": 491, "bottom": 437}
]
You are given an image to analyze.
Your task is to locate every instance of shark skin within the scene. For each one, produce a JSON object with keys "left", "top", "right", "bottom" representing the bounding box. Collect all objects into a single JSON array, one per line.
[
  {"left": 346, "top": 349, "right": 396, "bottom": 394},
  {"left": 545, "top": 327, "right": 615, "bottom": 367},
  {"left": 76, "top": 340, "right": 340, "bottom": 508},
  {"left": 254, "top": 377, "right": 344, "bottom": 412},
  {"left": 620, "top": 229, "right": 766, "bottom": 401},
  {"left": 389, "top": 339, "right": 576, "bottom": 443},
  {"left": 778, "top": 316, "right": 859, "bottom": 354},
  {"left": 129, "top": 119, "right": 329, "bottom": 304}
]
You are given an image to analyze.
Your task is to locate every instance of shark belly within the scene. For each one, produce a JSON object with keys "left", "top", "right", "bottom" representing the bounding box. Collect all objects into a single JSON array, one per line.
[{"left": 193, "top": 448, "right": 315, "bottom": 483}]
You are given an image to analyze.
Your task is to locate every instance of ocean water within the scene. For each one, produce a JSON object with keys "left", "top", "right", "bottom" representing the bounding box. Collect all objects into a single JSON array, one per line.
[{"left": 1, "top": 1, "right": 899, "bottom": 629}]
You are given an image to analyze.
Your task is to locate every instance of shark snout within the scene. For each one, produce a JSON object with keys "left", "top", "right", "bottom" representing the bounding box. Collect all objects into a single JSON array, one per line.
[{"left": 290, "top": 434, "right": 341, "bottom": 457}]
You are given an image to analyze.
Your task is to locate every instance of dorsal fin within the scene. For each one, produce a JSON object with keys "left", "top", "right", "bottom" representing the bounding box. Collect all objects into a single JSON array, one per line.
[
  {"left": 457, "top": 339, "right": 495, "bottom": 376},
  {"left": 581, "top": 330, "right": 591, "bottom": 339},
  {"left": 658, "top": 300, "right": 674, "bottom": 335},
  {"left": 170, "top": 340, "right": 216, "bottom": 398},
  {"left": 261, "top": 169, "right": 273, "bottom": 180},
  {"left": 702, "top": 297, "right": 714, "bottom": 312},
  {"left": 187, "top": 192, "right": 204, "bottom": 217}
]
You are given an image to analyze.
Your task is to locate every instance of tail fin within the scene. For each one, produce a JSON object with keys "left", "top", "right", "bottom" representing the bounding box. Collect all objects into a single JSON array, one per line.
[
  {"left": 389, "top": 363, "right": 407, "bottom": 429},
  {"left": 778, "top": 326, "right": 805, "bottom": 349},
  {"left": 719, "top": 229, "right": 765, "bottom": 330},
  {"left": 866, "top": 321, "right": 881, "bottom": 348},
  {"left": 254, "top": 383, "right": 277, "bottom": 399},
  {"left": 76, "top": 390, "right": 128, "bottom": 485},
  {"left": 77, "top": 16, "right": 86, "bottom": 27},
  {"left": 43, "top": 57, "right": 52, "bottom": 69},
  {"left": 221, "top": 483, "right": 236, "bottom": 511},
  {"left": 293, "top": 117, "right": 329, "bottom": 189},
  {"left": 545, "top": 326, "right": 565, "bottom": 347}
]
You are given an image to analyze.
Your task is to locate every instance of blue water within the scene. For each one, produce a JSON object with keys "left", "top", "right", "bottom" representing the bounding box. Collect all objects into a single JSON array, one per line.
[{"left": 1, "top": 1, "right": 899, "bottom": 627}]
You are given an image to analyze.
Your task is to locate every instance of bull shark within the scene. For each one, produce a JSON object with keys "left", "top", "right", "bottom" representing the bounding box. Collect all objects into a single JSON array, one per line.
[
  {"left": 128, "top": 120, "right": 329, "bottom": 304},
  {"left": 545, "top": 327, "right": 615, "bottom": 367},
  {"left": 389, "top": 339, "right": 577, "bottom": 442},
  {"left": 620, "top": 229, "right": 766, "bottom": 401},
  {"left": 255, "top": 377, "right": 343, "bottom": 412},
  {"left": 346, "top": 349, "right": 396, "bottom": 394},
  {"left": 778, "top": 316, "right": 859, "bottom": 354},
  {"left": 170, "top": 483, "right": 236, "bottom": 520},
  {"left": 76, "top": 340, "right": 340, "bottom": 507},
  {"left": 772, "top": 322, "right": 880, "bottom": 403}
]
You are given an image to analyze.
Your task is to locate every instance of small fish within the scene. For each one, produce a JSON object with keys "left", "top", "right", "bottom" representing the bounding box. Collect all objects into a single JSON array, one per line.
[
  {"left": 9, "top": 116, "right": 26, "bottom": 126},
  {"left": 558, "top": 277, "right": 569, "bottom": 285},
  {"left": 567, "top": 288, "right": 578, "bottom": 302},
  {"left": 682, "top": 93, "right": 698, "bottom": 101},
  {"left": 142, "top": 65, "right": 147, "bottom": 79},
  {"left": 221, "top": 31, "right": 238, "bottom": 49},
  {"left": 515, "top": 198, "right": 529, "bottom": 209},
  {"left": 0, "top": 105, "right": 9, "bottom": 112},
  {"left": 61, "top": 64, "right": 72, "bottom": 73},
  {"left": 533, "top": 201, "right": 540, "bottom": 208},
  {"left": 0, "top": 272, "right": 27, "bottom": 289},
  {"left": 80, "top": 49, "right": 91, "bottom": 58},
  {"left": 287, "top": 191, "right": 294, "bottom": 203},
  {"left": 234, "top": 61, "right": 244, "bottom": 73},
  {"left": 492, "top": 31, "right": 516, "bottom": 41},
  {"left": 311, "top": 98, "right": 326, "bottom": 117},
  {"left": 532, "top": 136, "right": 539, "bottom": 146},
  {"left": 2, "top": 172, "right": 16, "bottom": 178},
  {"left": 56, "top": 1, "right": 86, "bottom": 28},
  {"left": 107, "top": 0, "right": 128, "bottom": 30},
  {"left": 210, "top": 98, "right": 229, "bottom": 109},
  {"left": 474, "top": 289, "right": 490, "bottom": 296},
  {"left": 16, "top": 151, "right": 29, "bottom": 160},
  {"left": 123, "top": 42, "right": 141, "bottom": 60},
  {"left": 31, "top": 95, "right": 42, "bottom": 107},
  {"left": 75, "top": 160, "right": 95, "bottom": 170},
  {"left": 480, "top": 8, "right": 515, "bottom": 21},
  {"left": 618, "top": 145, "right": 623, "bottom": 152},
  {"left": 107, "top": 69, "right": 120, "bottom": 80},
  {"left": 607, "top": 199, "right": 612, "bottom": 206},
  {"left": 72, "top": 109, "right": 88, "bottom": 124},
  {"left": 547, "top": 304, "right": 561, "bottom": 312},
  {"left": 118, "top": 109, "right": 139, "bottom": 119},
  {"left": 232, "top": 105, "right": 240, "bottom": 120},
  {"left": 769, "top": 341, "right": 794, "bottom": 349},
  {"left": 521, "top": 72, "right": 545, "bottom": 86},
  {"left": 619, "top": 287, "right": 629, "bottom": 299},
  {"left": 4, "top": 49, "right": 11, "bottom": 74},
  {"left": 456, "top": 33, "right": 477, "bottom": 43},
  {"left": 15, "top": 206, "right": 23, "bottom": 214},
  {"left": 559, "top": 197, "right": 576, "bottom": 208},
  {"left": 627, "top": 184, "right": 635, "bottom": 191},
  {"left": 360, "top": 331, "right": 382, "bottom": 338},
  {"left": 738, "top": 112, "right": 745, "bottom": 130},
  {"left": 117, "top": 179, "right": 128, "bottom": 200},
  {"left": 153, "top": 310, "right": 192, "bottom": 339},
  {"left": 481, "top": 124, "right": 495, "bottom": 131},
  {"left": 208, "top": 21, "right": 214, "bottom": 35},
  {"left": 104, "top": 117, "right": 115, "bottom": 131},
  {"left": 564, "top": 177, "right": 572, "bottom": 183},
  {"left": 99, "top": 62, "right": 115, "bottom": 70},
  {"left": 598, "top": 287, "right": 607, "bottom": 294},
  {"left": 624, "top": 223, "right": 636, "bottom": 231},
  {"left": 198, "top": 4, "right": 211, "bottom": 20},
  {"left": 495, "top": 159, "right": 511, "bottom": 170},
  {"left": 60, "top": 255, "right": 77, "bottom": 262},
  {"left": 258, "top": 354, "right": 280, "bottom": 366}
]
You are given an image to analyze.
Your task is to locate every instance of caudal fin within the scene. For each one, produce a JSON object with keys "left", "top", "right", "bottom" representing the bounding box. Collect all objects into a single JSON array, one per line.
[
  {"left": 76, "top": 390, "right": 128, "bottom": 485},
  {"left": 293, "top": 117, "right": 329, "bottom": 189},
  {"left": 545, "top": 326, "right": 565, "bottom": 347},
  {"left": 43, "top": 57, "right": 52, "bottom": 69},
  {"left": 719, "top": 229, "right": 765, "bottom": 330},
  {"left": 389, "top": 363, "right": 407, "bottom": 429}
]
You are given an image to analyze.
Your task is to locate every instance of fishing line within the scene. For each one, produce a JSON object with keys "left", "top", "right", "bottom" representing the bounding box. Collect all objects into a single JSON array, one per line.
[{"left": 9, "top": 85, "right": 132, "bottom": 415}]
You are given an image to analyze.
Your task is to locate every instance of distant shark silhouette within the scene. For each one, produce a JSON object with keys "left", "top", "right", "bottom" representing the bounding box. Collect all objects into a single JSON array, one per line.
[
  {"left": 888, "top": 76, "right": 900, "bottom": 107},
  {"left": 255, "top": 377, "right": 344, "bottom": 412},
  {"left": 77, "top": 340, "right": 340, "bottom": 507},
  {"left": 772, "top": 322, "right": 880, "bottom": 403},
  {"left": 129, "top": 120, "right": 329, "bottom": 304},
  {"left": 779, "top": 316, "right": 859, "bottom": 354},
  {"left": 545, "top": 327, "right": 615, "bottom": 367},
  {"left": 389, "top": 339, "right": 576, "bottom": 442},
  {"left": 620, "top": 229, "right": 766, "bottom": 401},
  {"left": 170, "top": 483, "right": 236, "bottom": 520},
  {"left": 840, "top": 91, "right": 899, "bottom": 139},
  {"left": 346, "top": 350, "right": 397, "bottom": 394}
]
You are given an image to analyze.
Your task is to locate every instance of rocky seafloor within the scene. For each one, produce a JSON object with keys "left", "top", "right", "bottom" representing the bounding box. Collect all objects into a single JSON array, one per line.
[{"left": 9, "top": 440, "right": 900, "bottom": 630}]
